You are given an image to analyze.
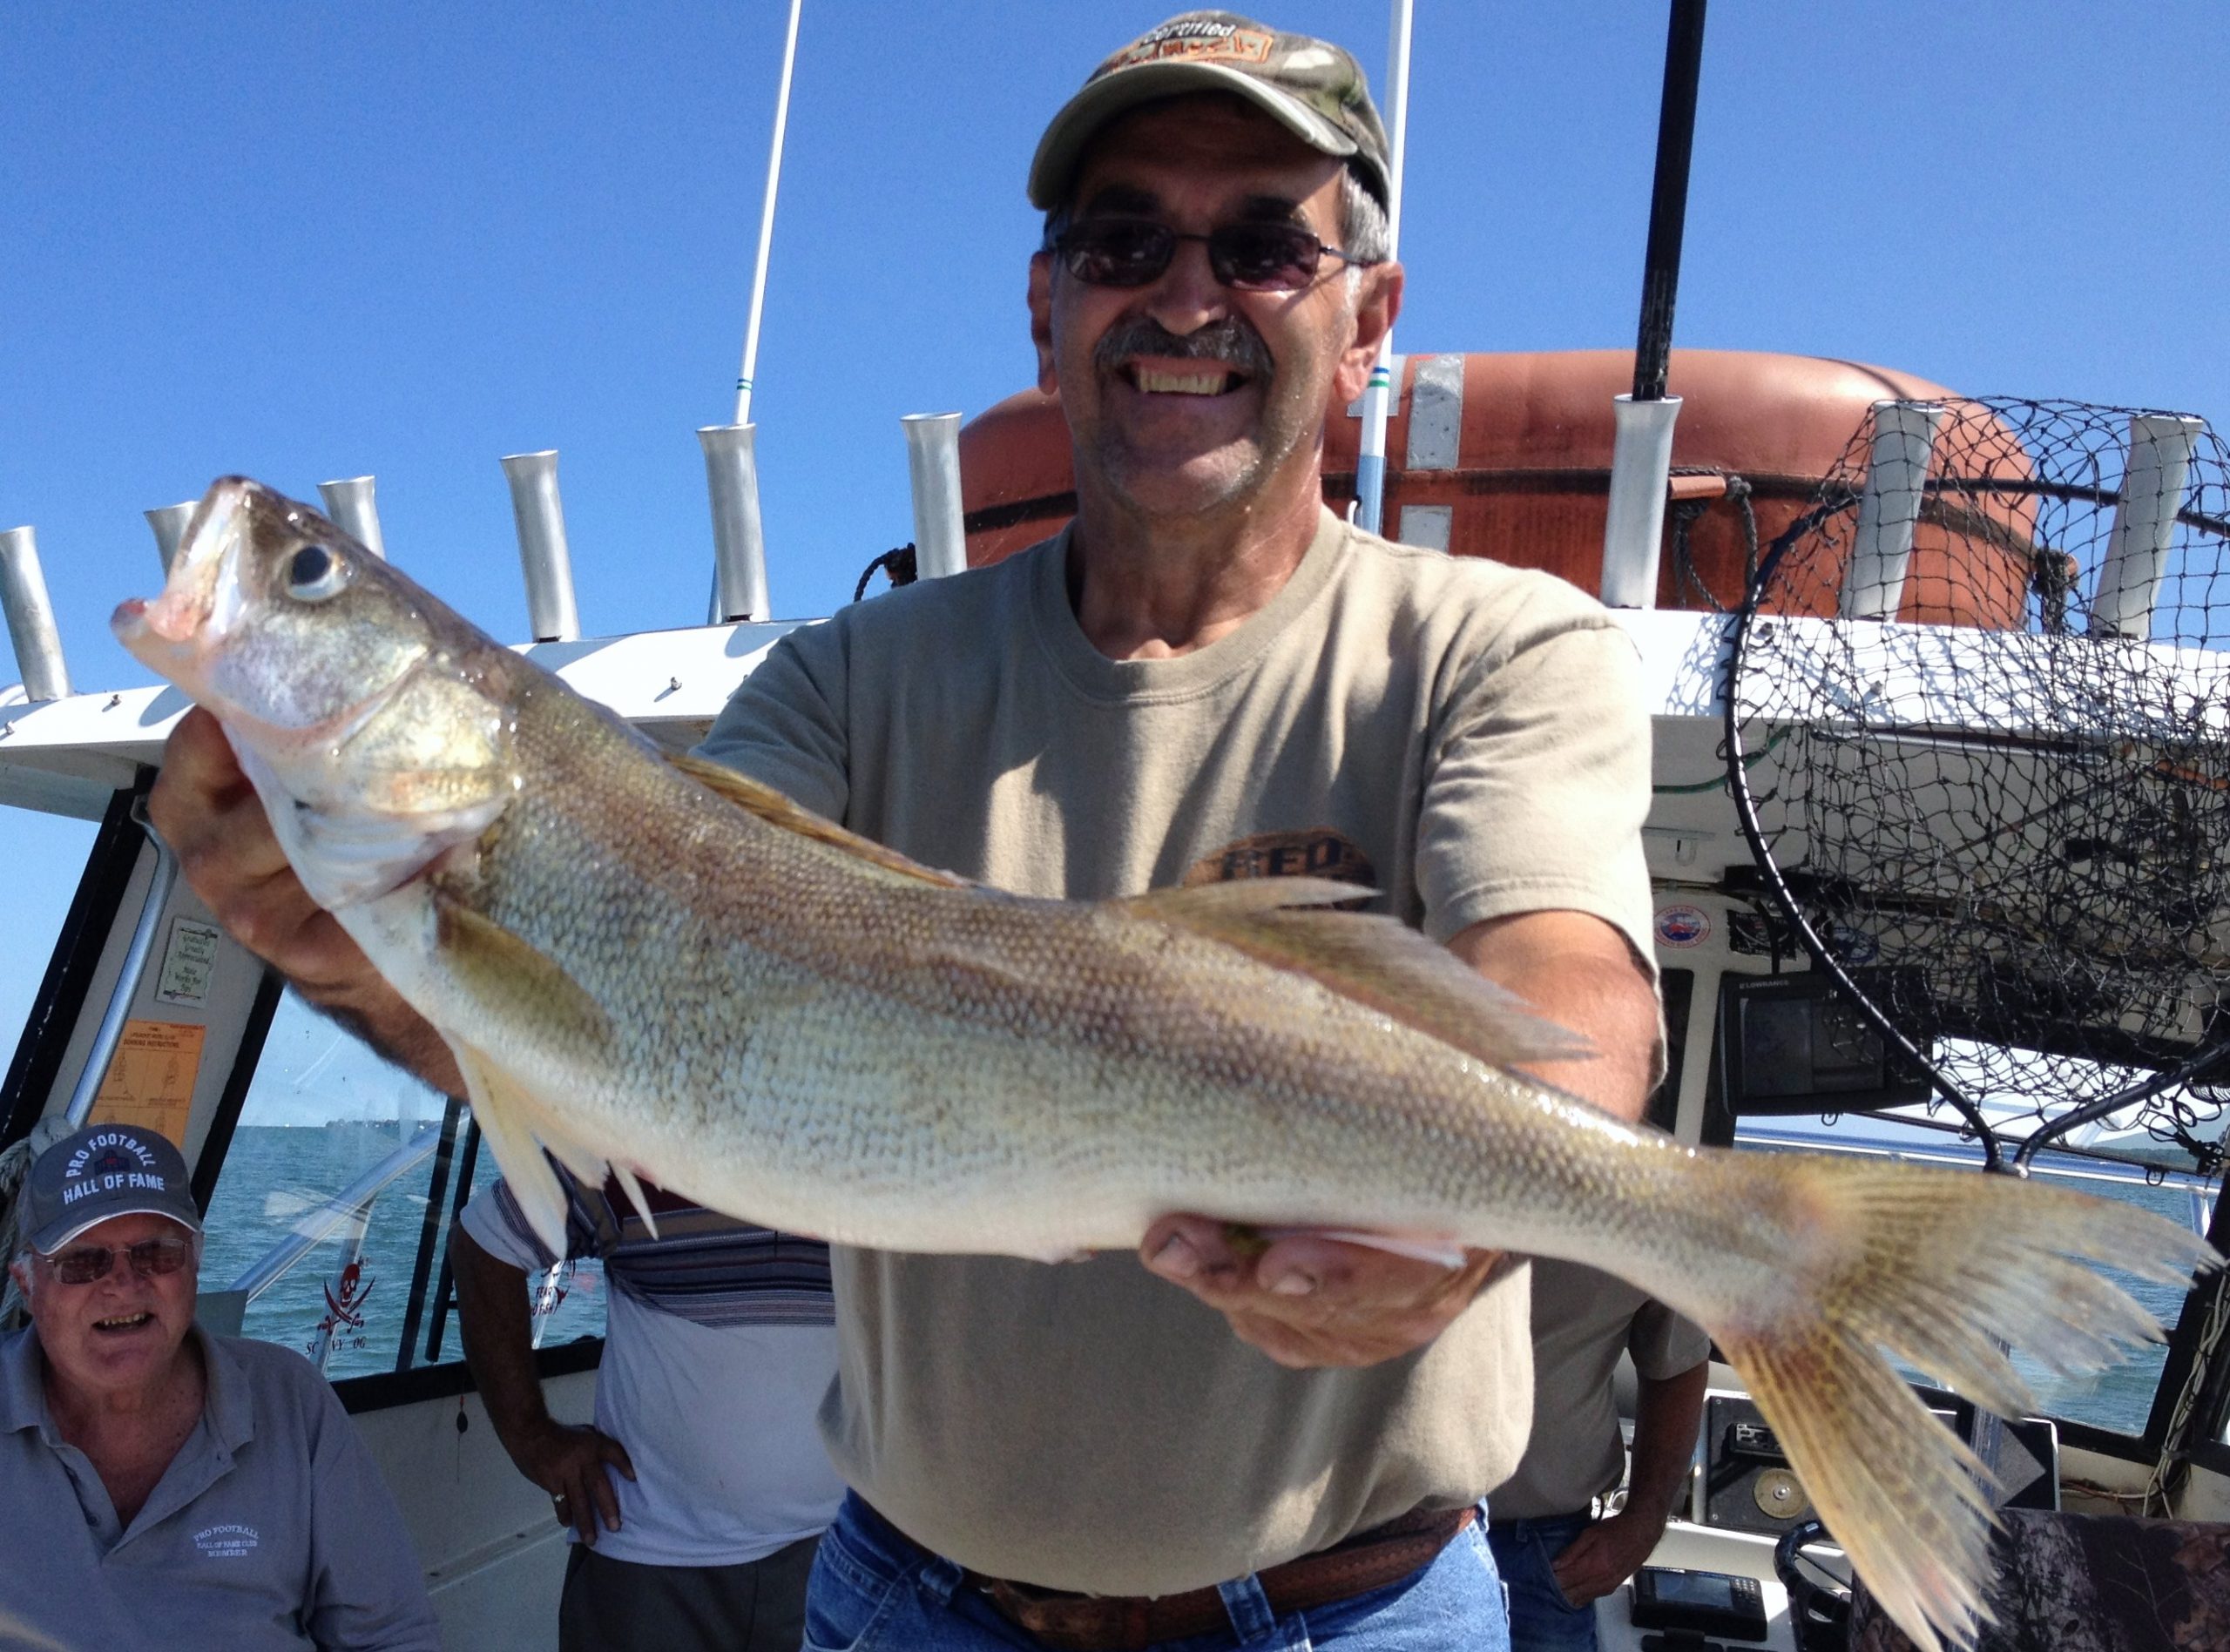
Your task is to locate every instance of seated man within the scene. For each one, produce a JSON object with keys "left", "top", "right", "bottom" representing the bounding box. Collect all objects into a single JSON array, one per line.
[
  {"left": 1487, "top": 1259, "right": 1710, "bottom": 1652},
  {"left": 450, "top": 1167, "right": 841, "bottom": 1652},
  {"left": 0, "top": 1123, "right": 439, "bottom": 1651}
]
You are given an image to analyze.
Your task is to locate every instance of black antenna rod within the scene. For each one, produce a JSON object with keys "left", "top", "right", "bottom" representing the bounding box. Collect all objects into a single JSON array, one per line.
[{"left": 1632, "top": 0, "right": 1708, "bottom": 403}]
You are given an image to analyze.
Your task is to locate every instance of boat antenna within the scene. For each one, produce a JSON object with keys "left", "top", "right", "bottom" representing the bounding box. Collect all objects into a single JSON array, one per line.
[
  {"left": 1599, "top": 0, "right": 1707, "bottom": 608},
  {"left": 731, "top": 0, "right": 804, "bottom": 428},
  {"left": 704, "top": 0, "right": 803, "bottom": 626},
  {"left": 1351, "top": 0, "right": 1413, "bottom": 540}
]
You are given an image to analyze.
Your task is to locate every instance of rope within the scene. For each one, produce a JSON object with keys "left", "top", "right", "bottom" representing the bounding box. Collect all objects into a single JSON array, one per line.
[
  {"left": 1666, "top": 470, "right": 1757, "bottom": 613},
  {"left": 853, "top": 543, "right": 918, "bottom": 603}
]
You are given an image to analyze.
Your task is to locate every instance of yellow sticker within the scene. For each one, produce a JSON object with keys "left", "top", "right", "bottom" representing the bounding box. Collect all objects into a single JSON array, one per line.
[{"left": 89, "top": 1020, "right": 207, "bottom": 1146}]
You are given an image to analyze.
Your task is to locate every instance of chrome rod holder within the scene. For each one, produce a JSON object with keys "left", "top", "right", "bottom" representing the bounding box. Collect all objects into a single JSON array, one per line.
[
  {"left": 901, "top": 413, "right": 969, "bottom": 580},
  {"left": 1599, "top": 394, "right": 1684, "bottom": 609},
  {"left": 317, "top": 475, "right": 389, "bottom": 561},
  {"left": 500, "top": 450, "right": 582, "bottom": 642},
  {"left": 699, "top": 424, "right": 774, "bottom": 622},
  {"left": 144, "top": 502, "right": 198, "bottom": 575},
  {"left": 1840, "top": 400, "right": 1947, "bottom": 621},
  {"left": 2091, "top": 413, "right": 2204, "bottom": 640},
  {"left": 0, "top": 525, "right": 71, "bottom": 701}
]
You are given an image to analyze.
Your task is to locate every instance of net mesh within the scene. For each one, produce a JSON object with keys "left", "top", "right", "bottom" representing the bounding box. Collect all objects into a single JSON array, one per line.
[{"left": 1728, "top": 397, "right": 2230, "bottom": 1174}]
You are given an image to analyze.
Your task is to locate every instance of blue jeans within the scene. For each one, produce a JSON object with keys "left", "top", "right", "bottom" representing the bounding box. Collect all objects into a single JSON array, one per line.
[
  {"left": 1483, "top": 1514, "right": 1597, "bottom": 1652},
  {"left": 803, "top": 1493, "right": 1510, "bottom": 1652}
]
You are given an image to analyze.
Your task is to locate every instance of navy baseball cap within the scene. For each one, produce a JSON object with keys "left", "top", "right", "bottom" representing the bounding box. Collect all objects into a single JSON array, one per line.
[
  {"left": 24, "top": 1124, "right": 201, "bottom": 1254},
  {"left": 1028, "top": 11, "right": 1392, "bottom": 212}
]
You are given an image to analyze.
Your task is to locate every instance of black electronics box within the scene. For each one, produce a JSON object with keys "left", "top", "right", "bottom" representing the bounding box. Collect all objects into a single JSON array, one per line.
[{"left": 1629, "top": 1566, "right": 1769, "bottom": 1642}]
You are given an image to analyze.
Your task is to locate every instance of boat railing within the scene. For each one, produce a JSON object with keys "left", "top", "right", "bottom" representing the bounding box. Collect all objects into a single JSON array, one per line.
[{"left": 204, "top": 1120, "right": 443, "bottom": 1373}]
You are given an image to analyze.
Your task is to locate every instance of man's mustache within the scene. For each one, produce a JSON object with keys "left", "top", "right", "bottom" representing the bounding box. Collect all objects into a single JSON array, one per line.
[{"left": 1094, "top": 316, "right": 1274, "bottom": 380}]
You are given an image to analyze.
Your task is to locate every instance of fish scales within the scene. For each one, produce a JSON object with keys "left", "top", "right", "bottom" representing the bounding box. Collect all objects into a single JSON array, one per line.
[{"left": 118, "top": 478, "right": 2223, "bottom": 1652}]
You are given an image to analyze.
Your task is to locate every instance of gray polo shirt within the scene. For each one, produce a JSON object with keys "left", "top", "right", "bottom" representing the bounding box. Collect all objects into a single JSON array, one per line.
[
  {"left": 0, "top": 1325, "right": 439, "bottom": 1651},
  {"left": 1490, "top": 1258, "right": 1712, "bottom": 1522}
]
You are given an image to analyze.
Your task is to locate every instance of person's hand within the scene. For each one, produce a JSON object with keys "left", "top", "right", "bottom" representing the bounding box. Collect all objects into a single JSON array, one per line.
[
  {"left": 1139, "top": 1215, "right": 1502, "bottom": 1367},
  {"left": 1549, "top": 1507, "right": 1666, "bottom": 1606},
  {"left": 513, "top": 1416, "right": 637, "bottom": 1545},
  {"left": 150, "top": 707, "right": 371, "bottom": 992},
  {"left": 151, "top": 707, "right": 465, "bottom": 1092}
]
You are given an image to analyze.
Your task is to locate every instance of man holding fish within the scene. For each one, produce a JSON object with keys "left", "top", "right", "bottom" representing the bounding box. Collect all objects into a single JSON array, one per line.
[
  {"left": 133, "top": 13, "right": 2213, "bottom": 1652},
  {"left": 145, "top": 10, "right": 1662, "bottom": 1651}
]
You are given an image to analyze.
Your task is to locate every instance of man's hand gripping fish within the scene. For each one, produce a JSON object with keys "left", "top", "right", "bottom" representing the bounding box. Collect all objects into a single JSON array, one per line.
[{"left": 118, "top": 479, "right": 2220, "bottom": 1652}]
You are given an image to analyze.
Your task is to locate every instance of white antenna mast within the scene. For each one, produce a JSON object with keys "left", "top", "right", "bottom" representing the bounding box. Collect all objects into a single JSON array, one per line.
[
  {"left": 732, "top": 0, "right": 805, "bottom": 427},
  {"left": 1352, "top": 0, "right": 1413, "bottom": 539}
]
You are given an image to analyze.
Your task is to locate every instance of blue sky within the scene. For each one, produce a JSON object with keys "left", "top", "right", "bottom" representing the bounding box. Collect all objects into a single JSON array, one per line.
[{"left": 4, "top": 0, "right": 2228, "bottom": 1043}]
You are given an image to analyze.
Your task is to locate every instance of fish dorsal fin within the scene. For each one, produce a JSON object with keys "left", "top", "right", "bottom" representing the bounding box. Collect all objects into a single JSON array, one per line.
[
  {"left": 1118, "top": 879, "right": 1595, "bottom": 1070},
  {"left": 665, "top": 752, "right": 968, "bottom": 889}
]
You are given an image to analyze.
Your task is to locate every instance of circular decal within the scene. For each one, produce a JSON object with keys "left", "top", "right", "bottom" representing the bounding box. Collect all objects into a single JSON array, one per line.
[{"left": 1655, "top": 904, "right": 1712, "bottom": 949}]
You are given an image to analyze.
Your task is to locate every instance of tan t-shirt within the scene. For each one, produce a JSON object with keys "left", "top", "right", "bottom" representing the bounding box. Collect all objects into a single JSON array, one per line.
[
  {"left": 698, "top": 508, "right": 1656, "bottom": 1594},
  {"left": 1489, "top": 1258, "right": 1712, "bottom": 1521}
]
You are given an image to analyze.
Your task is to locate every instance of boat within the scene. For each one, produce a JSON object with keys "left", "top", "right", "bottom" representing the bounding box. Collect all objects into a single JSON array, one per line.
[{"left": 3, "top": 8, "right": 2226, "bottom": 1650}]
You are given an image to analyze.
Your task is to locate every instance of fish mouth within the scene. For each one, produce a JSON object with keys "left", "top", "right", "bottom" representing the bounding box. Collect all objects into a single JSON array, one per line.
[{"left": 112, "top": 479, "right": 253, "bottom": 688}]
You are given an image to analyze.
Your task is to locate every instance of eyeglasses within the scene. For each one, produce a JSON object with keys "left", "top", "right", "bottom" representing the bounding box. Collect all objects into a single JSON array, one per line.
[
  {"left": 1047, "top": 219, "right": 1378, "bottom": 293},
  {"left": 40, "top": 1237, "right": 193, "bottom": 1285}
]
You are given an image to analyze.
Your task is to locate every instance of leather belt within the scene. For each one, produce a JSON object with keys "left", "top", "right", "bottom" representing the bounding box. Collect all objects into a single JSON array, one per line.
[{"left": 967, "top": 1506, "right": 1477, "bottom": 1652}]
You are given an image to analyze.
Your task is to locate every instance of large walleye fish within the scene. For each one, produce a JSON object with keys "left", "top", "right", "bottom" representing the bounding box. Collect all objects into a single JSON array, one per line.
[{"left": 120, "top": 479, "right": 2216, "bottom": 1652}]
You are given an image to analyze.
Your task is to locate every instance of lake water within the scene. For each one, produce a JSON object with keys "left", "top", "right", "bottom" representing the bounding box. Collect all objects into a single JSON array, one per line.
[
  {"left": 199, "top": 1123, "right": 606, "bottom": 1381},
  {"left": 195, "top": 1125, "right": 2209, "bottom": 1440}
]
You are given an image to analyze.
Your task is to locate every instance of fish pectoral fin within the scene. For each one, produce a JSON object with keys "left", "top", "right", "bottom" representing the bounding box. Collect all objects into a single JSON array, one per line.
[
  {"left": 612, "top": 1163, "right": 661, "bottom": 1239},
  {"left": 431, "top": 893, "right": 614, "bottom": 1051},
  {"left": 1117, "top": 883, "right": 1595, "bottom": 1070},
  {"left": 665, "top": 752, "right": 970, "bottom": 889},
  {"left": 447, "top": 1041, "right": 574, "bottom": 1259}
]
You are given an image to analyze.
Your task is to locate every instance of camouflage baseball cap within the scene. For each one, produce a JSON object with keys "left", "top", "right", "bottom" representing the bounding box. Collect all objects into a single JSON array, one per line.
[{"left": 1028, "top": 11, "right": 1390, "bottom": 212}]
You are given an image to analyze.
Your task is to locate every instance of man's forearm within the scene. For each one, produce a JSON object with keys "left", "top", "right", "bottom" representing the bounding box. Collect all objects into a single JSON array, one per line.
[
  {"left": 311, "top": 983, "right": 466, "bottom": 1100},
  {"left": 1627, "top": 1362, "right": 1710, "bottom": 1520},
  {"left": 1447, "top": 910, "right": 1662, "bottom": 1122},
  {"left": 449, "top": 1226, "right": 552, "bottom": 1461}
]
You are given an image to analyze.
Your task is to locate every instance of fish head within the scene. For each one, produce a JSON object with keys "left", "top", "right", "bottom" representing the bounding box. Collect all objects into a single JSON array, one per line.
[
  {"left": 115, "top": 476, "right": 516, "bottom": 907},
  {"left": 116, "top": 477, "right": 430, "bottom": 736}
]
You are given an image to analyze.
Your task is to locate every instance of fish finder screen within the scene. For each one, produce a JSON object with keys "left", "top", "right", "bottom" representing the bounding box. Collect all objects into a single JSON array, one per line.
[
  {"left": 1653, "top": 1571, "right": 1739, "bottom": 1607},
  {"left": 1631, "top": 1568, "right": 1767, "bottom": 1640}
]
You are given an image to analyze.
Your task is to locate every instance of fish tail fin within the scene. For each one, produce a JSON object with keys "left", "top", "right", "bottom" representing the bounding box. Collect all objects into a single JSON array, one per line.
[{"left": 1700, "top": 1156, "right": 2220, "bottom": 1652}]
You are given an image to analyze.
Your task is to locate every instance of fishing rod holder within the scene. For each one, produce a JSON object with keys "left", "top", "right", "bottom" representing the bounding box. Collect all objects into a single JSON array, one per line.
[
  {"left": 902, "top": 413, "right": 969, "bottom": 581},
  {"left": 0, "top": 525, "right": 71, "bottom": 702},
  {"left": 2090, "top": 413, "right": 2203, "bottom": 641},
  {"left": 143, "top": 502, "right": 198, "bottom": 574},
  {"left": 500, "top": 450, "right": 583, "bottom": 643},
  {"left": 318, "top": 475, "right": 390, "bottom": 561},
  {"left": 1599, "top": 394, "right": 1684, "bottom": 609},
  {"left": 699, "top": 424, "right": 774, "bottom": 622},
  {"left": 1839, "top": 401, "right": 1947, "bottom": 621}
]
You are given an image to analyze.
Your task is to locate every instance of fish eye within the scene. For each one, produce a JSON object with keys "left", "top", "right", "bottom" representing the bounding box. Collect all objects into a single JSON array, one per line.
[{"left": 285, "top": 543, "right": 349, "bottom": 602}]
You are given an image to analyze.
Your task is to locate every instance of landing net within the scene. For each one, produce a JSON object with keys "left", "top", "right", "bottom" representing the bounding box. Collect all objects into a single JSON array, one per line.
[{"left": 1726, "top": 397, "right": 2230, "bottom": 1176}]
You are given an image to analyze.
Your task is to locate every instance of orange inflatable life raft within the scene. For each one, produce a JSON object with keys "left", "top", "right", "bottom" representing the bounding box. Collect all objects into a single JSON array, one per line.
[{"left": 957, "top": 348, "right": 2031, "bottom": 628}]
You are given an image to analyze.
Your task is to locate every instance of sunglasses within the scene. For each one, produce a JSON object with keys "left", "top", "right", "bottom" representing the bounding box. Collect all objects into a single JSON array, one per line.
[
  {"left": 1048, "top": 219, "right": 1378, "bottom": 293},
  {"left": 41, "top": 1236, "right": 193, "bottom": 1285}
]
